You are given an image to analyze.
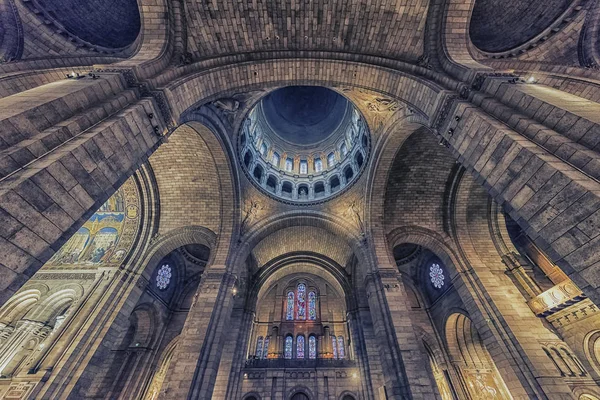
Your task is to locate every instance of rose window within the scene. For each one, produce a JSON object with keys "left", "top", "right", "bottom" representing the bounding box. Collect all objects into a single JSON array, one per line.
[
  {"left": 429, "top": 263, "right": 445, "bottom": 289},
  {"left": 156, "top": 264, "right": 172, "bottom": 290}
]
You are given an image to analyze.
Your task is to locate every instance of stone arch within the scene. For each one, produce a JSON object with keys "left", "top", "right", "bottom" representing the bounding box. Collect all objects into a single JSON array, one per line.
[
  {"left": 0, "top": 287, "right": 45, "bottom": 325},
  {"left": 128, "top": 303, "right": 160, "bottom": 349},
  {"left": 242, "top": 393, "right": 261, "bottom": 400},
  {"left": 288, "top": 385, "right": 314, "bottom": 400},
  {"left": 165, "top": 59, "right": 446, "bottom": 124},
  {"left": 233, "top": 211, "right": 372, "bottom": 279},
  {"left": 27, "top": 285, "right": 82, "bottom": 324},
  {"left": 149, "top": 121, "right": 237, "bottom": 266},
  {"left": 445, "top": 312, "right": 511, "bottom": 398},
  {"left": 583, "top": 330, "right": 600, "bottom": 377},
  {"left": 365, "top": 115, "right": 455, "bottom": 267},
  {"left": 339, "top": 392, "right": 358, "bottom": 400},
  {"left": 139, "top": 226, "right": 217, "bottom": 284},
  {"left": 143, "top": 335, "right": 179, "bottom": 400}
]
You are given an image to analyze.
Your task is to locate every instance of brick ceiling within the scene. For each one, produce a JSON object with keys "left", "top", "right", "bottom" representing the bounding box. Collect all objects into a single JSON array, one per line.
[{"left": 184, "top": 0, "right": 429, "bottom": 61}]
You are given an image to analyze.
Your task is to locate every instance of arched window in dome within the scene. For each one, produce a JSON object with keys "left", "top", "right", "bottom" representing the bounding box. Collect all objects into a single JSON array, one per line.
[
  {"left": 263, "top": 336, "right": 270, "bottom": 359},
  {"left": 309, "top": 336, "right": 317, "bottom": 359},
  {"left": 296, "top": 283, "right": 306, "bottom": 320},
  {"left": 284, "top": 336, "right": 293, "bottom": 359},
  {"left": 341, "top": 142, "right": 348, "bottom": 157},
  {"left": 337, "top": 336, "right": 345, "bottom": 359},
  {"left": 297, "top": 335, "right": 305, "bottom": 359},
  {"left": 272, "top": 152, "right": 280, "bottom": 166},
  {"left": 332, "top": 336, "right": 338, "bottom": 359},
  {"left": 285, "top": 157, "right": 294, "bottom": 172},
  {"left": 314, "top": 158, "right": 323, "bottom": 172},
  {"left": 308, "top": 291, "right": 317, "bottom": 320},
  {"left": 327, "top": 152, "right": 336, "bottom": 167},
  {"left": 260, "top": 143, "right": 268, "bottom": 156},
  {"left": 255, "top": 336, "right": 264, "bottom": 358},
  {"left": 300, "top": 160, "right": 308, "bottom": 174},
  {"left": 286, "top": 291, "right": 294, "bottom": 320}
]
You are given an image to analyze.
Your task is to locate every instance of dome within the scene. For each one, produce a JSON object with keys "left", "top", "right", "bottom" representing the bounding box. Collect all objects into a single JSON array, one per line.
[
  {"left": 261, "top": 86, "right": 349, "bottom": 146},
  {"left": 239, "top": 86, "right": 371, "bottom": 205}
]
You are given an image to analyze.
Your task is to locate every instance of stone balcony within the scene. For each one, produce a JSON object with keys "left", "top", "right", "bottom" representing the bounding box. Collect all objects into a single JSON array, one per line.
[
  {"left": 244, "top": 358, "right": 357, "bottom": 369},
  {"left": 528, "top": 280, "right": 587, "bottom": 316}
]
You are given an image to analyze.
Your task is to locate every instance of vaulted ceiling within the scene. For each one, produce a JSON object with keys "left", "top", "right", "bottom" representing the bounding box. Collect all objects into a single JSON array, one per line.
[{"left": 184, "top": 0, "right": 430, "bottom": 61}]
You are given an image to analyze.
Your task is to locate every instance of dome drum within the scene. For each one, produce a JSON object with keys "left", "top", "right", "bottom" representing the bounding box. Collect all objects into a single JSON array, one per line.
[{"left": 239, "top": 86, "right": 371, "bottom": 204}]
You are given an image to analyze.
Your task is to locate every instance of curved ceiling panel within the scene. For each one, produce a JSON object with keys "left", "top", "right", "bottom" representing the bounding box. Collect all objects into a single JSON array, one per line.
[
  {"left": 469, "top": 0, "right": 571, "bottom": 53},
  {"left": 32, "top": 0, "right": 141, "bottom": 48}
]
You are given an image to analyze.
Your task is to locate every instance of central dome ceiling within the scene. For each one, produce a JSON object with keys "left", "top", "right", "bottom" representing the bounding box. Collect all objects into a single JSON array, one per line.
[
  {"left": 239, "top": 86, "right": 371, "bottom": 205},
  {"left": 261, "top": 86, "right": 349, "bottom": 146}
]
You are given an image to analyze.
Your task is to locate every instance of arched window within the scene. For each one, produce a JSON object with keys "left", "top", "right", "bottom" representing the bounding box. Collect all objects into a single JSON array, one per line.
[
  {"left": 327, "top": 152, "right": 335, "bottom": 167},
  {"left": 309, "top": 336, "right": 317, "bottom": 359},
  {"left": 255, "top": 336, "right": 264, "bottom": 358},
  {"left": 296, "top": 283, "right": 306, "bottom": 320},
  {"left": 263, "top": 336, "right": 270, "bottom": 359},
  {"left": 284, "top": 336, "right": 293, "bottom": 359},
  {"left": 272, "top": 152, "right": 280, "bottom": 166},
  {"left": 300, "top": 160, "right": 308, "bottom": 174},
  {"left": 314, "top": 158, "right": 323, "bottom": 172},
  {"left": 297, "top": 335, "right": 305, "bottom": 359},
  {"left": 260, "top": 143, "right": 268, "bottom": 156},
  {"left": 341, "top": 142, "right": 348, "bottom": 157},
  {"left": 308, "top": 291, "right": 317, "bottom": 320},
  {"left": 332, "top": 336, "right": 338, "bottom": 359},
  {"left": 286, "top": 291, "right": 294, "bottom": 320},
  {"left": 285, "top": 157, "right": 294, "bottom": 172},
  {"left": 337, "top": 336, "right": 345, "bottom": 359}
]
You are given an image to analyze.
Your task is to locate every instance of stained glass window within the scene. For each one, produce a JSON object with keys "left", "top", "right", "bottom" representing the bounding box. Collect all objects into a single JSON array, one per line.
[
  {"left": 308, "top": 291, "right": 316, "bottom": 320},
  {"left": 256, "top": 336, "right": 263, "bottom": 358},
  {"left": 314, "top": 158, "right": 323, "bottom": 172},
  {"left": 285, "top": 158, "right": 294, "bottom": 172},
  {"left": 332, "top": 336, "right": 338, "bottom": 359},
  {"left": 341, "top": 143, "right": 348, "bottom": 157},
  {"left": 300, "top": 160, "right": 308, "bottom": 174},
  {"left": 272, "top": 152, "right": 280, "bottom": 166},
  {"left": 337, "top": 336, "right": 345, "bottom": 359},
  {"left": 327, "top": 152, "right": 335, "bottom": 167},
  {"left": 284, "top": 336, "right": 293, "bottom": 359},
  {"left": 296, "top": 283, "right": 306, "bottom": 320},
  {"left": 309, "top": 336, "right": 317, "bottom": 359},
  {"left": 297, "top": 335, "right": 305, "bottom": 359},
  {"left": 286, "top": 291, "right": 294, "bottom": 320},
  {"left": 260, "top": 143, "right": 268, "bottom": 156},
  {"left": 263, "top": 336, "right": 270, "bottom": 359},
  {"left": 429, "top": 263, "right": 445, "bottom": 289},
  {"left": 156, "top": 264, "right": 172, "bottom": 290}
]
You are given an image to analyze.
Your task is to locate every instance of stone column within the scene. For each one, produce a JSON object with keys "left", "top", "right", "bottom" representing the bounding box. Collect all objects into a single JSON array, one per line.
[
  {"left": 322, "top": 326, "right": 331, "bottom": 358},
  {"left": 0, "top": 320, "right": 51, "bottom": 376},
  {"left": 162, "top": 268, "right": 237, "bottom": 400},
  {"left": 364, "top": 269, "right": 437, "bottom": 400},
  {"left": 270, "top": 326, "right": 280, "bottom": 358}
]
